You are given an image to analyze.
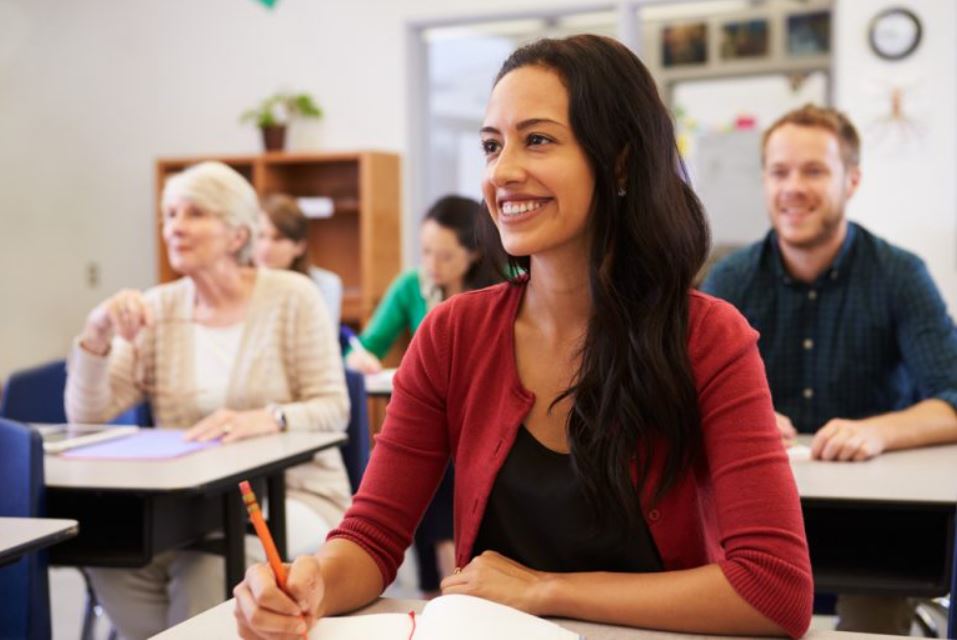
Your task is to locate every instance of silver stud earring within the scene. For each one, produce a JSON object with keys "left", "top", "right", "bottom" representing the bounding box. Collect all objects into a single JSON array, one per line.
[{"left": 617, "top": 186, "right": 626, "bottom": 197}]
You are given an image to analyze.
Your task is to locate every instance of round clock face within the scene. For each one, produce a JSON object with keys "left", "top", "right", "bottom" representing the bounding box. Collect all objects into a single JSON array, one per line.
[{"left": 869, "top": 8, "right": 922, "bottom": 60}]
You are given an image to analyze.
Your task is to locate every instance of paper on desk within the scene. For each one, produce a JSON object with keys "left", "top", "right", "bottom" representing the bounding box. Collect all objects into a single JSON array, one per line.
[
  {"left": 787, "top": 444, "right": 812, "bottom": 461},
  {"left": 309, "top": 595, "right": 580, "bottom": 639},
  {"left": 61, "top": 429, "right": 219, "bottom": 460}
]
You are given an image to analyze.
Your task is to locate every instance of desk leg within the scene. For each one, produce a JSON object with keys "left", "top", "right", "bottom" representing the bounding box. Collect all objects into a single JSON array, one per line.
[
  {"left": 949, "top": 505, "right": 956, "bottom": 639},
  {"left": 267, "top": 473, "right": 287, "bottom": 561},
  {"left": 224, "top": 489, "right": 246, "bottom": 599}
]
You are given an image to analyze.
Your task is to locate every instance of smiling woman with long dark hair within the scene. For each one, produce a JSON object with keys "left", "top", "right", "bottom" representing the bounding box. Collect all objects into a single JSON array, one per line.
[{"left": 234, "top": 35, "right": 812, "bottom": 639}]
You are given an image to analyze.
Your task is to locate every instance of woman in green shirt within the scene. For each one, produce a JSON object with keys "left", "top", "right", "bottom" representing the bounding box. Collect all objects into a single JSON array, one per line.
[
  {"left": 346, "top": 195, "right": 503, "bottom": 373},
  {"left": 346, "top": 194, "right": 505, "bottom": 596}
]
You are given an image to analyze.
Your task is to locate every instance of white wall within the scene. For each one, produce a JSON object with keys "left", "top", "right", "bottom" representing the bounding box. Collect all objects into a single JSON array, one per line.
[
  {"left": 0, "top": 0, "right": 954, "bottom": 380},
  {"left": 0, "top": 0, "right": 526, "bottom": 379},
  {"left": 834, "top": 0, "right": 956, "bottom": 315}
]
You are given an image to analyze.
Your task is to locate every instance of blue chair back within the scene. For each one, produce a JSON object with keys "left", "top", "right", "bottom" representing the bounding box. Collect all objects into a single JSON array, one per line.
[
  {"left": 0, "top": 360, "right": 68, "bottom": 424},
  {"left": 338, "top": 325, "right": 358, "bottom": 354},
  {"left": 1, "top": 359, "right": 152, "bottom": 427},
  {"left": 340, "top": 369, "right": 370, "bottom": 493},
  {"left": 0, "top": 417, "right": 51, "bottom": 640}
]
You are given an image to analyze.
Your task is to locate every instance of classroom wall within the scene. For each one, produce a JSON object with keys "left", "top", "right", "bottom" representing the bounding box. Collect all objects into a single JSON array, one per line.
[
  {"left": 834, "top": 0, "right": 957, "bottom": 318},
  {"left": 0, "top": 0, "right": 519, "bottom": 380},
  {"left": 0, "top": 0, "right": 954, "bottom": 381}
]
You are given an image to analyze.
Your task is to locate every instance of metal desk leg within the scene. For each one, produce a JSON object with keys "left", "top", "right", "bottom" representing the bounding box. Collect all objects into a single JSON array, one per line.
[
  {"left": 223, "top": 489, "right": 246, "bottom": 599},
  {"left": 267, "top": 472, "right": 288, "bottom": 560}
]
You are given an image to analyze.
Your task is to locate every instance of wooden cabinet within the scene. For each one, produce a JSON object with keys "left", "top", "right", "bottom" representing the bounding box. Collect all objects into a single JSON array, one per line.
[{"left": 155, "top": 152, "right": 401, "bottom": 327}]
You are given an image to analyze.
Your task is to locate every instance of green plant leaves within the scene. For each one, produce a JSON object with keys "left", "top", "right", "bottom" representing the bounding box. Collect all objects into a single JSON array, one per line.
[{"left": 239, "top": 91, "right": 323, "bottom": 128}]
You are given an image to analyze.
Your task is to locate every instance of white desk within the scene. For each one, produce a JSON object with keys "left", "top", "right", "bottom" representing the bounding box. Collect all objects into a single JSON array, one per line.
[
  {"left": 45, "top": 430, "right": 344, "bottom": 492},
  {"left": 789, "top": 437, "right": 957, "bottom": 602},
  {"left": 155, "top": 596, "right": 893, "bottom": 640},
  {"left": 0, "top": 517, "right": 78, "bottom": 565},
  {"left": 364, "top": 368, "right": 396, "bottom": 397},
  {"left": 791, "top": 437, "right": 957, "bottom": 504},
  {"left": 155, "top": 439, "right": 957, "bottom": 638},
  {"left": 44, "top": 430, "right": 345, "bottom": 597}
]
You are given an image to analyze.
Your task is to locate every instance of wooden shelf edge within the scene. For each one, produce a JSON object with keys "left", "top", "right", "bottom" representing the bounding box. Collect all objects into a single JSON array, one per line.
[{"left": 156, "top": 154, "right": 259, "bottom": 167}]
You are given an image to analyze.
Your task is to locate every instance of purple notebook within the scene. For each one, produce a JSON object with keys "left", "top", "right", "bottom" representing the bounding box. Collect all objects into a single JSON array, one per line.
[{"left": 61, "top": 429, "right": 219, "bottom": 460}]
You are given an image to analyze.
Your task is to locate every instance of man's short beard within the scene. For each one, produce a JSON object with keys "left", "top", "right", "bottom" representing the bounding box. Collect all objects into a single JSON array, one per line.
[{"left": 786, "top": 209, "right": 845, "bottom": 250}]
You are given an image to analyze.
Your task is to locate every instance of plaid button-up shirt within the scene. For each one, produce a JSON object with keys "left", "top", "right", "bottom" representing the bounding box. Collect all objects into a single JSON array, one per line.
[{"left": 701, "top": 222, "right": 957, "bottom": 434}]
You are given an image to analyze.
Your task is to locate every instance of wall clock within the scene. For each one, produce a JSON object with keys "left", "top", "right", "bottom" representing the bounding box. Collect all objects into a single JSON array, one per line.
[{"left": 868, "top": 7, "right": 922, "bottom": 61}]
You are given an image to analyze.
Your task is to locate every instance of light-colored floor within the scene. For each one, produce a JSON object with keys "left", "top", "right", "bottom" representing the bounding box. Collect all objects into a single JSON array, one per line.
[{"left": 50, "top": 568, "right": 105, "bottom": 640}]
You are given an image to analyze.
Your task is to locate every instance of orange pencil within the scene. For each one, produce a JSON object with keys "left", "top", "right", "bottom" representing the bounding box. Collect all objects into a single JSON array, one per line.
[
  {"left": 239, "top": 480, "right": 287, "bottom": 586},
  {"left": 238, "top": 480, "right": 306, "bottom": 638}
]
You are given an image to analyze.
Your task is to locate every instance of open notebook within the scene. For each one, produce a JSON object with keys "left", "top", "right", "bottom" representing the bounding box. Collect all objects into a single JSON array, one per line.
[{"left": 313, "top": 595, "right": 581, "bottom": 639}]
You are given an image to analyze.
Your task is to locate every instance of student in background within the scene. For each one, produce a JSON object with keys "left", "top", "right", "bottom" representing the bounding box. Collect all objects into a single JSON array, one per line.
[
  {"left": 344, "top": 194, "right": 503, "bottom": 374},
  {"left": 701, "top": 104, "right": 957, "bottom": 633},
  {"left": 346, "top": 194, "right": 506, "bottom": 598},
  {"left": 254, "top": 193, "right": 344, "bottom": 327},
  {"left": 65, "top": 162, "right": 351, "bottom": 640},
  {"left": 235, "top": 35, "right": 812, "bottom": 639}
]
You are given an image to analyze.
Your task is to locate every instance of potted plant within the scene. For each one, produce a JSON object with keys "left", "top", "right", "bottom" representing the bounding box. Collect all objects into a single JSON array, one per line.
[{"left": 240, "top": 91, "right": 324, "bottom": 152}]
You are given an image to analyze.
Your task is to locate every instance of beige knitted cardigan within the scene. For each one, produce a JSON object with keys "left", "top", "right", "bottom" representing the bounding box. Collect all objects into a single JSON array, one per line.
[{"left": 65, "top": 268, "right": 352, "bottom": 524}]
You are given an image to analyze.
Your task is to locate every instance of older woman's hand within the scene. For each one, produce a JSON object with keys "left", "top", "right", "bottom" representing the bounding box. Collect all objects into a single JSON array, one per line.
[
  {"left": 80, "top": 289, "right": 153, "bottom": 355},
  {"left": 184, "top": 408, "right": 281, "bottom": 443},
  {"left": 234, "top": 557, "right": 324, "bottom": 640}
]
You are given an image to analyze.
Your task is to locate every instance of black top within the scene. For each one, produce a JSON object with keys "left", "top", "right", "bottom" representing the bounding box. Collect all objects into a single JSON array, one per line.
[{"left": 472, "top": 425, "right": 663, "bottom": 573}]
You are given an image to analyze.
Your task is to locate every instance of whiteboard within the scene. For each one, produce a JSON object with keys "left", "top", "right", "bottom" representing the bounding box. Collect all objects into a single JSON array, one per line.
[
  {"left": 674, "top": 71, "right": 829, "bottom": 245},
  {"left": 693, "top": 129, "right": 768, "bottom": 245}
]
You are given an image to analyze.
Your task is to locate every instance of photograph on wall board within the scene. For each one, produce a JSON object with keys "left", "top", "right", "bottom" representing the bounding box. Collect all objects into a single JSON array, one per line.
[
  {"left": 662, "top": 23, "right": 708, "bottom": 67},
  {"left": 721, "top": 19, "right": 769, "bottom": 59},
  {"left": 787, "top": 11, "right": 831, "bottom": 56}
]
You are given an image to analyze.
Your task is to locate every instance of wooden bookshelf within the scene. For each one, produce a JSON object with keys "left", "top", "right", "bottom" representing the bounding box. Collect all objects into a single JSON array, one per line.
[{"left": 155, "top": 151, "right": 401, "bottom": 327}]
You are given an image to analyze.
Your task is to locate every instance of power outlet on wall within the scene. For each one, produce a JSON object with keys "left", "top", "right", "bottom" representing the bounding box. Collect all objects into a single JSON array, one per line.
[{"left": 86, "top": 262, "right": 100, "bottom": 288}]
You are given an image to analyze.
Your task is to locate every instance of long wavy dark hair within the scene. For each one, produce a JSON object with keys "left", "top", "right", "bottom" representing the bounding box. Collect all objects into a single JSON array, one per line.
[
  {"left": 489, "top": 35, "right": 710, "bottom": 528},
  {"left": 425, "top": 195, "right": 505, "bottom": 293}
]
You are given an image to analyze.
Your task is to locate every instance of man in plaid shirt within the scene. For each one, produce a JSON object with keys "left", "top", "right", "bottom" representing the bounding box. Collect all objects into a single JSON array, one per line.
[
  {"left": 702, "top": 104, "right": 957, "bottom": 633},
  {"left": 703, "top": 104, "right": 956, "bottom": 460},
  {"left": 701, "top": 105, "right": 957, "bottom": 635}
]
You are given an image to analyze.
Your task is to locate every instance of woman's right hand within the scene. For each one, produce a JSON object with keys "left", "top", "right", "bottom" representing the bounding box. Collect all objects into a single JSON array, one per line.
[
  {"left": 234, "top": 557, "right": 325, "bottom": 639},
  {"left": 81, "top": 289, "right": 153, "bottom": 355},
  {"left": 345, "top": 348, "right": 383, "bottom": 375}
]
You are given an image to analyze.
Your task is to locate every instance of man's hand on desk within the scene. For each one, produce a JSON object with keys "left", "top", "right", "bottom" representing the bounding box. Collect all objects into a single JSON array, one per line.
[
  {"left": 774, "top": 412, "right": 798, "bottom": 445},
  {"left": 184, "top": 408, "right": 281, "bottom": 444},
  {"left": 810, "top": 418, "right": 886, "bottom": 462},
  {"left": 234, "top": 558, "right": 322, "bottom": 639}
]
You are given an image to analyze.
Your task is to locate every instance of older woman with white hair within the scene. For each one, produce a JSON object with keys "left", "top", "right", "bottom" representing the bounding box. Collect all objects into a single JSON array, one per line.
[{"left": 65, "top": 161, "right": 351, "bottom": 639}]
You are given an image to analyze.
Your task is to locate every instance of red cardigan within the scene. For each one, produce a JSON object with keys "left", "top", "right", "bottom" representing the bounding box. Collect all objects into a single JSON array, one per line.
[{"left": 330, "top": 281, "right": 813, "bottom": 637}]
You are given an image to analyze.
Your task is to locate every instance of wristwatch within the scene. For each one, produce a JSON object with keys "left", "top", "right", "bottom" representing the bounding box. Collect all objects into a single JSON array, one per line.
[{"left": 266, "top": 403, "right": 288, "bottom": 432}]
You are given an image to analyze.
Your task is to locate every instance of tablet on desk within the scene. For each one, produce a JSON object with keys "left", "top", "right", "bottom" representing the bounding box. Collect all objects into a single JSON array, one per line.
[{"left": 36, "top": 424, "right": 139, "bottom": 454}]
